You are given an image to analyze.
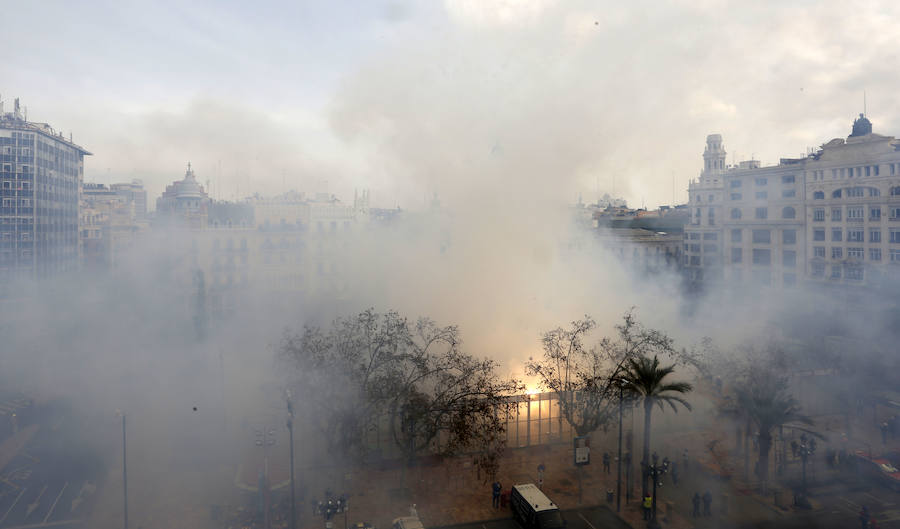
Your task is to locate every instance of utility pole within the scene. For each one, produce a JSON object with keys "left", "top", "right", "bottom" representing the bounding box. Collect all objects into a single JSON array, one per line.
[
  {"left": 616, "top": 383, "right": 624, "bottom": 513},
  {"left": 286, "top": 391, "right": 296, "bottom": 529},
  {"left": 122, "top": 413, "right": 128, "bottom": 529}
]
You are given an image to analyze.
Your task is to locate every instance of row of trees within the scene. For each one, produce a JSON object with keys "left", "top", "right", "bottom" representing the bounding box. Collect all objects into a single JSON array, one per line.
[{"left": 279, "top": 308, "right": 696, "bottom": 487}]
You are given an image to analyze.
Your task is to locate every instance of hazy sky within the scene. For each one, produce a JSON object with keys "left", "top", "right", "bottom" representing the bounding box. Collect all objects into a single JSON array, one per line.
[{"left": 5, "top": 0, "right": 900, "bottom": 209}]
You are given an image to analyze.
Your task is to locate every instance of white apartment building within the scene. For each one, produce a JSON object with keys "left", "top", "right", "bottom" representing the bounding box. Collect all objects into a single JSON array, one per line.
[{"left": 685, "top": 113, "right": 900, "bottom": 289}]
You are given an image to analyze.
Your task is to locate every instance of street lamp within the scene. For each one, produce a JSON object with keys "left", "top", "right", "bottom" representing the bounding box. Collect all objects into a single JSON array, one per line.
[
  {"left": 646, "top": 453, "right": 668, "bottom": 529},
  {"left": 798, "top": 438, "right": 816, "bottom": 493}
]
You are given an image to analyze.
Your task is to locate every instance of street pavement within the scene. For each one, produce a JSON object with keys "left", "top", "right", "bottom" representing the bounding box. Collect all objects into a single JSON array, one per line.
[
  {"left": 0, "top": 421, "right": 102, "bottom": 529},
  {"left": 433, "top": 505, "right": 632, "bottom": 529}
]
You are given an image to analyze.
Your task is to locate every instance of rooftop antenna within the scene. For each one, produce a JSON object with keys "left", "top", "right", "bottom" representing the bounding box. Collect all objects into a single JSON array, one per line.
[{"left": 863, "top": 90, "right": 867, "bottom": 116}]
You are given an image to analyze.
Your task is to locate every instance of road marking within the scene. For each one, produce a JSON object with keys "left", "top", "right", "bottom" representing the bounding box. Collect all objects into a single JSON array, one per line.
[
  {"left": 0, "top": 519, "right": 82, "bottom": 529},
  {"left": 577, "top": 512, "right": 598, "bottom": 529},
  {"left": 0, "top": 488, "right": 26, "bottom": 525},
  {"left": 43, "top": 483, "right": 66, "bottom": 524},
  {"left": 26, "top": 486, "right": 47, "bottom": 519}
]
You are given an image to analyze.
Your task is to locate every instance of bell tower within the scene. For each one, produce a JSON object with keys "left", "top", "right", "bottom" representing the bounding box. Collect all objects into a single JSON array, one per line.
[{"left": 701, "top": 134, "right": 726, "bottom": 182}]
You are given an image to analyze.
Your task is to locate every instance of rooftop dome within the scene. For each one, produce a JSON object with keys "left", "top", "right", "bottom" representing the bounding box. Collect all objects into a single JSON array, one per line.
[{"left": 850, "top": 113, "right": 872, "bottom": 137}]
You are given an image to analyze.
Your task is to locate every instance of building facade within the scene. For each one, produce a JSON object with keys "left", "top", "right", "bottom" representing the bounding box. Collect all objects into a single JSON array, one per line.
[
  {"left": 155, "top": 163, "right": 211, "bottom": 229},
  {"left": 0, "top": 99, "right": 90, "bottom": 292},
  {"left": 685, "top": 114, "right": 900, "bottom": 289}
]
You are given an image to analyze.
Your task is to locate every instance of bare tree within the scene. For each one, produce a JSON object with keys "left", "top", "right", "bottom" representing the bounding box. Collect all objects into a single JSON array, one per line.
[
  {"left": 280, "top": 309, "right": 520, "bottom": 476},
  {"left": 526, "top": 310, "right": 686, "bottom": 500}
]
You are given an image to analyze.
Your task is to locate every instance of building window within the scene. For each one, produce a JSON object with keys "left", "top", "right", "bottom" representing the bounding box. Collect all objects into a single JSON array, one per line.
[
  {"left": 891, "top": 207, "right": 900, "bottom": 220},
  {"left": 689, "top": 233, "right": 700, "bottom": 240},
  {"left": 690, "top": 244, "right": 700, "bottom": 252},
  {"left": 690, "top": 256, "right": 700, "bottom": 265},
  {"left": 708, "top": 195, "right": 714, "bottom": 202},
  {"left": 891, "top": 186, "right": 900, "bottom": 196},
  {"left": 870, "top": 248, "right": 882, "bottom": 261},
  {"left": 891, "top": 229, "right": 900, "bottom": 243},
  {"left": 892, "top": 249, "right": 900, "bottom": 262},
  {"left": 865, "top": 167, "right": 872, "bottom": 177},
  {"left": 782, "top": 175, "right": 795, "bottom": 184},
  {"left": 731, "top": 208, "right": 741, "bottom": 219},
  {"left": 831, "top": 265, "right": 841, "bottom": 279},
  {"left": 847, "top": 186, "right": 864, "bottom": 197},
  {"left": 848, "top": 247, "right": 864, "bottom": 259},
  {"left": 870, "top": 187, "right": 881, "bottom": 197},
  {"left": 871, "top": 207, "right": 881, "bottom": 220},
  {"left": 846, "top": 266, "right": 863, "bottom": 281},
  {"left": 832, "top": 247, "right": 843, "bottom": 259},
  {"left": 730, "top": 180, "right": 742, "bottom": 188},
  {"left": 755, "top": 177, "right": 768, "bottom": 186},
  {"left": 752, "top": 249, "right": 771, "bottom": 265},
  {"left": 870, "top": 229, "right": 881, "bottom": 243},
  {"left": 813, "top": 191, "right": 824, "bottom": 199},
  {"left": 813, "top": 229, "right": 825, "bottom": 241},
  {"left": 755, "top": 191, "right": 768, "bottom": 199},
  {"left": 847, "top": 206, "right": 864, "bottom": 220},
  {"left": 832, "top": 228, "right": 842, "bottom": 242},
  {"left": 703, "top": 243, "right": 717, "bottom": 252},
  {"left": 752, "top": 229, "right": 771, "bottom": 244},
  {"left": 833, "top": 189, "right": 842, "bottom": 198},
  {"left": 813, "top": 208, "right": 825, "bottom": 221},
  {"left": 848, "top": 228, "right": 864, "bottom": 242},
  {"left": 831, "top": 208, "right": 842, "bottom": 221},
  {"left": 782, "top": 189, "right": 796, "bottom": 198},
  {"left": 813, "top": 246, "right": 825, "bottom": 258},
  {"left": 783, "top": 250, "right": 796, "bottom": 267},
  {"left": 731, "top": 193, "right": 742, "bottom": 200},
  {"left": 783, "top": 229, "right": 796, "bottom": 244},
  {"left": 782, "top": 206, "right": 796, "bottom": 219},
  {"left": 812, "top": 262, "right": 825, "bottom": 276},
  {"left": 731, "top": 229, "right": 742, "bottom": 243},
  {"left": 703, "top": 233, "right": 717, "bottom": 240},
  {"left": 755, "top": 207, "right": 768, "bottom": 219},
  {"left": 731, "top": 248, "right": 742, "bottom": 263}
]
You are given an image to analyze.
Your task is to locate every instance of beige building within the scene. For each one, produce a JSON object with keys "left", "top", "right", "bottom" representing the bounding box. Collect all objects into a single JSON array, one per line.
[
  {"left": 685, "top": 113, "right": 900, "bottom": 289},
  {"left": 80, "top": 183, "right": 144, "bottom": 270}
]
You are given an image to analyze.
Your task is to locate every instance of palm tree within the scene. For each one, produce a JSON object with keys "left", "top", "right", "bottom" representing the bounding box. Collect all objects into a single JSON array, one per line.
[
  {"left": 735, "top": 371, "right": 816, "bottom": 494},
  {"left": 620, "top": 355, "right": 693, "bottom": 498}
]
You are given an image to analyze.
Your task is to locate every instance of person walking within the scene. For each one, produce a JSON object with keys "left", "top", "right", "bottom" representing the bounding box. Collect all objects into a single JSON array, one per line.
[
  {"left": 492, "top": 481, "right": 502, "bottom": 509},
  {"left": 692, "top": 493, "right": 701, "bottom": 517},
  {"left": 603, "top": 452, "right": 611, "bottom": 474},
  {"left": 642, "top": 494, "right": 653, "bottom": 520},
  {"left": 702, "top": 490, "right": 712, "bottom": 516}
]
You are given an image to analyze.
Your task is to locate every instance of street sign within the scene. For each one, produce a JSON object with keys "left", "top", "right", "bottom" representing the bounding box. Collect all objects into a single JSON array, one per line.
[{"left": 574, "top": 436, "right": 590, "bottom": 466}]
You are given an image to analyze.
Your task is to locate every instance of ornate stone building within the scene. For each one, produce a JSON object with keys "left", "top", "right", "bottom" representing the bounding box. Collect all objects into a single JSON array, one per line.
[{"left": 685, "top": 114, "right": 900, "bottom": 290}]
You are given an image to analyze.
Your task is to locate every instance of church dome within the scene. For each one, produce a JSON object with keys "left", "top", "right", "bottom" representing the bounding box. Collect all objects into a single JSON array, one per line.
[{"left": 850, "top": 113, "right": 872, "bottom": 137}]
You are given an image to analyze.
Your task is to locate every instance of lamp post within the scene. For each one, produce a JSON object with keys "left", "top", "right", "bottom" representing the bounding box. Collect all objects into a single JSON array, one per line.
[
  {"left": 285, "top": 391, "right": 296, "bottom": 529},
  {"left": 798, "top": 439, "right": 816, "bottom": 493},
  {"left": 646, "top": 453, "right": 668, "bottom": 529}
]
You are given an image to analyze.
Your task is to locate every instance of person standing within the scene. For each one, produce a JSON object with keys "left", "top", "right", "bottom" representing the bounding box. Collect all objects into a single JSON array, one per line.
[
  {"left": 642, "top": 494, "right": 652, "bottom": 520},
  {"left": 537, "top": 463, "right": 545, "bottom": 490},
  {"left": 492, "top": 481, "right": 502, "bottom": 509},
  {"left": 603, "top": 452, "right": 611, "bottom": 474},
  {"left": 692, "top": 493, "right": 701, "bottom": 517},
  {"left": 702, "top": 490, "right": 712, "bottom": 516}
]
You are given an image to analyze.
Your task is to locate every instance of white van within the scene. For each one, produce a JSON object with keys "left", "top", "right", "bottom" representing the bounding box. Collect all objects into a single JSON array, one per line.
[{"left": 509, "top": 484, "right": 565, "bottom": 529}]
